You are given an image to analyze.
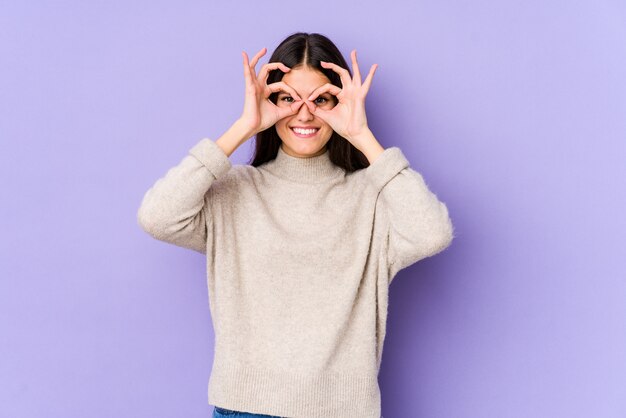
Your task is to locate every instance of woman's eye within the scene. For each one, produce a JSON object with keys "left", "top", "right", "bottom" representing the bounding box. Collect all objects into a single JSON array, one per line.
[
  {"left": 280, "top": 96, "right": 294, "bottom": 103},
  {"left": 315, "top": 97, "right": 328, "bottom": 104}
]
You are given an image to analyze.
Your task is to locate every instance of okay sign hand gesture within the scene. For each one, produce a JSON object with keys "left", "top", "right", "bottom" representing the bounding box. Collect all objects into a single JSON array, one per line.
[
  {"left": 239, "top": 48, "right": 305, "bottom": 137},
  {"left": 305, "top": 50, "right": 378, "bottom": 145}
]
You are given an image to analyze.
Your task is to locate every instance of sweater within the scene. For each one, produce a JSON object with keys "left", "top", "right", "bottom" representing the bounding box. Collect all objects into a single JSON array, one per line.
[{"left": 137, "top": 137, "right": 454, "bottom": 418}]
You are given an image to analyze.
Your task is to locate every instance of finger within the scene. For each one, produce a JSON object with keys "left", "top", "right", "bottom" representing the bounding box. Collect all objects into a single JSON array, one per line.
[
  {"left": 319, "top": 61, "right": 352, "bottom": 88},
  {"left": 361, "top": 63, "right": 378, "bottom": 95},
  {"left": 276, "top": 99, "right": 304, "bottom": 119},
  {"left": 242, "top": 51, "right": 254, "bottom": 88},
  {"left": 258, "top": 62, "right": 292, "bottom": 85},
  {"left": 249, "top": 47, "right": 266, "bottom": 66},
  {"left": 350, "top": 50, "right": 361, "bottom": 84},
  {"left": 303, "top": 100, "right": 316, "bottom": 113},
  {"left": 307, "top": 83, "right": 342, "bottom": 101},
  {"left": 267, "top": 81, "right": 302, "bottom": 101},
  {"left": 291, "top": 99, "right": 305, "bottom": 112},
  {"left": 248, "top": 47, "right": 267, "bottom": 79}
]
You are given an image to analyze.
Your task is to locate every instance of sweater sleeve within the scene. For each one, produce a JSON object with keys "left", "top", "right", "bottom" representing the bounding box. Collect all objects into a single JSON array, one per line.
[
  {"left": 137, "top": 137, "right": 232, "bottom": 254},
  {"left": 365, "top": 147, "right": 455, "bottom": 278}
]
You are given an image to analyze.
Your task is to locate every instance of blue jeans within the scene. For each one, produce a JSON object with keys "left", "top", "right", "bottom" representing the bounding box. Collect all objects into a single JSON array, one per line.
[
  {"left": 212, "top": 406, "right": 283, "bottom": 418},
  {"left": 213, "top": 405, "right": 383, "bottom": 417}
]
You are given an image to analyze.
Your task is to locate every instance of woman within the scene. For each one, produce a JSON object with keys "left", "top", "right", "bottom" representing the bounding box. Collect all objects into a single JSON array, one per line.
[{"left": 137, "top": 32, "right": 454, "bottom": 418}]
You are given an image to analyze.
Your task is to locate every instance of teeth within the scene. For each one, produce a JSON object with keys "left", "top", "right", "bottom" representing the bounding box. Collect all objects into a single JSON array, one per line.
[{"left": 292, "top": 128, "right": 318, "bottom": 135}]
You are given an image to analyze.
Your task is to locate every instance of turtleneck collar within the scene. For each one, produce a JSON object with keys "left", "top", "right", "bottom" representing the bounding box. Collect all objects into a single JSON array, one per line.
[{"left": 260, "top": 145, "right": 345, "bottom": 184}]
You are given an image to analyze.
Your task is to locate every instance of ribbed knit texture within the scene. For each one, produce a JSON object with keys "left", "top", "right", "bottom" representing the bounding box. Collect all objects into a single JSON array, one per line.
[{"left": 137, "top": 137, "right": 455, "bottom": 418}]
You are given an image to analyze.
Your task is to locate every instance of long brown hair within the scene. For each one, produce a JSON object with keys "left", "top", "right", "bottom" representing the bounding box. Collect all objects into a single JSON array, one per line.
[{"left": 248, "top": 32, "right": 370, "bottom": 173}]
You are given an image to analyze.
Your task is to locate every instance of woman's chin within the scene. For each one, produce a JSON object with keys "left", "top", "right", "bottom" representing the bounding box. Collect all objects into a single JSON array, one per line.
[{"left": 281, "top": 140, "right": 326, "bottom": 158}]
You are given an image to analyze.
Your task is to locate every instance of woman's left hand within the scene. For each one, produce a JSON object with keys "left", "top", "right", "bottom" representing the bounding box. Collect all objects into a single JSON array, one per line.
[{"left": 305, "top": 50, "right": 378, "bottom": 145}]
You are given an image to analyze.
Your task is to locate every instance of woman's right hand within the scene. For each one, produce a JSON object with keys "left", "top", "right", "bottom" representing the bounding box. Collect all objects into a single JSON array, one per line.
[{"left": 238, "top": 47, "right": 304, "bottom": 137}]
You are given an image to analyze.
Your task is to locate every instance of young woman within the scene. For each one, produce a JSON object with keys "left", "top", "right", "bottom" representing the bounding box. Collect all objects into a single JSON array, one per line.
[{"left": 137, "top": 32, "right": 454, "bottom": 418}]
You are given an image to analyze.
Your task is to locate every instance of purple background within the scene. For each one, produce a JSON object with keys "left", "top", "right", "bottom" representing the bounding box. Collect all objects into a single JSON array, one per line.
[{"left": 2, "top": 1, "right": 625, "bottom": 417}]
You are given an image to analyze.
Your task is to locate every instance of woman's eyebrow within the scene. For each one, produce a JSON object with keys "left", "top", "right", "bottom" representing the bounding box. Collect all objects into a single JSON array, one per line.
[
  {"left": 278, "top": 89, "right": 331, "bottom": 97},
  {"left": 279, "top": 85, "right": 331, "bottom": 97}
]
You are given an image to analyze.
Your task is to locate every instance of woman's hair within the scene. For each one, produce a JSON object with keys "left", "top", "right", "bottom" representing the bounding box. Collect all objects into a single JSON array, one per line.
[{"left": 248, "top": 32, "right": 370, "bottom": 172}]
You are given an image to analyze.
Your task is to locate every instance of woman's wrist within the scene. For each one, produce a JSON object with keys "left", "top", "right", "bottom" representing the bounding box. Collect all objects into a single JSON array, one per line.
[
  {"left": 215, "top": 119, "right": 255, "bottom": 157},
  {"left": 350, "top": 128, "right": 385, "bottom": 164}
]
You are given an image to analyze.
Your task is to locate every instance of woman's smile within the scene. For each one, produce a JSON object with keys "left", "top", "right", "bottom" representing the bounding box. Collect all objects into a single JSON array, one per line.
[{"left": 290, "top": 126, "right": 320, "bottom": 138}]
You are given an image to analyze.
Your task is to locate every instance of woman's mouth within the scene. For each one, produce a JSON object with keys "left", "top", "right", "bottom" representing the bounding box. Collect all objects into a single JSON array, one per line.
[{"left": 290, "top": 127, "right": 319, "bottom": 138}]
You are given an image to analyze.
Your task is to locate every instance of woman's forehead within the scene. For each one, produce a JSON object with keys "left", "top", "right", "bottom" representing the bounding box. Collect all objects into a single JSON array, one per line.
[{"left": 281, "top": 67, "right": 331, "bottom": 93}]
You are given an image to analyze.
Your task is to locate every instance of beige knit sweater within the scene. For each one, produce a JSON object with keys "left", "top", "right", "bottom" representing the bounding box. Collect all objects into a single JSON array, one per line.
[{"left": 137, "top": 137, "right": 454, "bottom": 418}]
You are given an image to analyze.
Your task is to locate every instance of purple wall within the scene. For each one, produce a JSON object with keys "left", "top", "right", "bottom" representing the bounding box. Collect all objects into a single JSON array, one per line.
[{"left": 2, "top": 1, "right": 625, "bottom": 417}]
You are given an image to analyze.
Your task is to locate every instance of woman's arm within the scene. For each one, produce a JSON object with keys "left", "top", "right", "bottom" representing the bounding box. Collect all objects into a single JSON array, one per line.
[
  {"left": 136, "top": 46, "right": 308, "bottom": 254},
  {"left": 305, "top": 50, "right": 453, "bottom": 276},
  {"left": 136, "top": 120, "right": 251, "bottom": 254},
  {"left": 362, "top": 135, "right": 455, "bottom": 278}
]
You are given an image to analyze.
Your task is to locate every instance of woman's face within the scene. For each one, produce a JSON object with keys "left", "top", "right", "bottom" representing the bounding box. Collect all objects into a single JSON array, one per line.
[{"left": 274, "top": 66, "right": 337, "bottom": 158}]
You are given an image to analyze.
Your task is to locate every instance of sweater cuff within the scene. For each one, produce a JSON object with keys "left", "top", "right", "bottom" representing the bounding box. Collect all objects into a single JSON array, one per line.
[
  {"left": 189, "top": 137, "right": 232, "bottom": 179},
  {"left": 364, "top": 147, "right": 410, "bottom": 191}
]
